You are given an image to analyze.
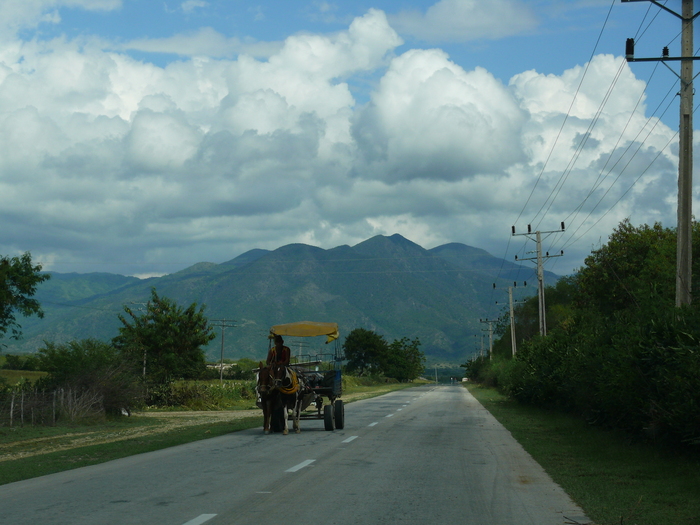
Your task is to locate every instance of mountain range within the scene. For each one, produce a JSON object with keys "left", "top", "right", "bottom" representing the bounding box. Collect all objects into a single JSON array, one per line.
[{"left": 4, "top": 234, "right": 559, "bottom": 364}]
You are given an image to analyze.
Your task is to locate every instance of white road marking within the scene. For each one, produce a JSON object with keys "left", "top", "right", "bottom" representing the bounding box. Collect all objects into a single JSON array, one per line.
[
  {"left": 182, "top": 515, "right": 217, "bottom": 525},
  {"left": 386, "top": 413, "right": 394, "bottom": 418},
  {"left": 397, "top": 408, "right": 403, "bottom": 411},
  {"left": 342, "top": 436, "right": 358, "bottom": 443},
  {"left": 368, "top": 422, "right": 378, "bottom": 427},
  {"left": 286, "top": 459, "right": 315, "bottom": 472}
]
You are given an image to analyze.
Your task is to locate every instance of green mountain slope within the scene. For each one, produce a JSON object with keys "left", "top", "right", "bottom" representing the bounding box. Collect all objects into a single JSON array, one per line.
[{"left": 3, "top": 235, "right": 558, "bottom": 364}]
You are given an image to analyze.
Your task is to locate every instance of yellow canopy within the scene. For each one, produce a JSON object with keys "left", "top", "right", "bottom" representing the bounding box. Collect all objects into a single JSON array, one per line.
[{"left": 270, "top": 321, "right": 340, "bottom": 343}]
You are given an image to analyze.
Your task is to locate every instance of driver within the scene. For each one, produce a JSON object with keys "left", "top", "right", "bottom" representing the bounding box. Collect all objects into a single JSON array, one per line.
[{"left": 267, "top": 334, "right": 291, "bottom": 367}]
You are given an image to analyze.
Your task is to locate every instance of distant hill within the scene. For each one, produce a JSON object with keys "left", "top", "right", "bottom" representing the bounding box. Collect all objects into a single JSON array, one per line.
[{"left": 4, "top": 235, "right": 558, "bottom": 364}]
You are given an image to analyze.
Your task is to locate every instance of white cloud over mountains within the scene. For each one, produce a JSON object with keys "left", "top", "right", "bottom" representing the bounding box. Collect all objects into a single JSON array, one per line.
[
  {"left": 0, "top": 4, "right": 682, "bottom": 277},
  {"left": 389, "top": 0, "right": 538, "bottom": 43}
]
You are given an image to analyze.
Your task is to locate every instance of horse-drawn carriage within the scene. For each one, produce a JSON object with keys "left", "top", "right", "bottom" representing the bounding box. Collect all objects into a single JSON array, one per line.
[{"left": 256, "top": 321, "right": 345, "bottom": 434}]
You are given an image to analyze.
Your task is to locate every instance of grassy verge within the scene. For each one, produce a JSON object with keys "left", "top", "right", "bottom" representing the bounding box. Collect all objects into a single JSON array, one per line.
[
  {"left": 0, "top": 379, "right": 426, "bottom": 486},
  {"left": 0, "top": 370, "right": 46, "bottom": 383},
  {"left": 0, "top": 416, "right": 261, "bottom": 486},
  {"left": 466, "top": 383, "right": 700, "bottom": 525}
]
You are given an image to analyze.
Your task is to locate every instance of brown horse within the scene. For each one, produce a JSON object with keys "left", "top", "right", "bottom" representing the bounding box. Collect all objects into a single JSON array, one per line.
[{"left": 256, "top": 363, "right": 304, "bottom": 435}]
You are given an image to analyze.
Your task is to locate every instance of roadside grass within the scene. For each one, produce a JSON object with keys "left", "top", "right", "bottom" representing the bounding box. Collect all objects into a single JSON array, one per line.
[
  {"left": 0, "top": 378, "right": 427, "bottom": 485},
  {"left": 0, "top": 416, "right": 262, "bottom": 486},
  {"left": 467, "top": 383, "right": 700, "bottom": 525},
  {"left": 0, "top": 370, "right": 46, "bottom": 384}
]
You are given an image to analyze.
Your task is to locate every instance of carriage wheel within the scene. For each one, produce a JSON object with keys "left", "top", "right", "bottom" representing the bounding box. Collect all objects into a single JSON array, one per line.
[
  {"left": 323, "top": 404, "right": 335, "bottom": 431},
  {"left": 334, "top": 399, "right": 344, "bottom": 430}
]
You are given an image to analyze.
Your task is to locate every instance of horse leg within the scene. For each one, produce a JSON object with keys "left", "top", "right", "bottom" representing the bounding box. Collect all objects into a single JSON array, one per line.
[
  {"left": 281, "top": 397, "right": 289, "bottom": 435},
  {"left": 293, "top": 395, "right": 301, "bottom": 434},
  {"left": 262, "top": 398, "right": 271, "bottom": 434}
]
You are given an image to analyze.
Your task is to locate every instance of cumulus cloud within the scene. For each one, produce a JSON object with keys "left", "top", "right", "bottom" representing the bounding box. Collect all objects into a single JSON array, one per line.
[
  {"left": 0, "top": 5, "right": 683, "bottom": 277},
  {"left": 389, "top": 0, "right": 538, "bottom": 43},
  {"left": 0, "top": 0, "right": 121, "bottom": 34},
  {"left": 121, "top": 27, "right": 282, "bottom": 59},
  {"left": 353, "top": 48, "right": 528, "bottom": 182},
  {"left": 181, "top": 0, "right": 208, "bottom": 15}
]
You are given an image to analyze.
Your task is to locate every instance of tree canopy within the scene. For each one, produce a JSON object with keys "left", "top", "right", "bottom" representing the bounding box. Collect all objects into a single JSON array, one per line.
[
  {"left": 343, "top": 328, "right": 388, "bottom": 376},
  {"left": 343, "top": 328, "right": 425, "bottom": 381},
  {"left": 471, "top": 219, "right": 700, "bottom": 445},
  {"left": 112, "top": 288, "right": 215, "bottom": 384},
  {"left": 37, "top": 338, "right": 143, "bottom": 414},
  {"left": 0, "top": 252, "right": 50, "bottom": 343}
]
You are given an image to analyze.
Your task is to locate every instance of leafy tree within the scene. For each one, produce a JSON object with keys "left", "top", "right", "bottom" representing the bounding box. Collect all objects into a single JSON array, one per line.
[
  {"left": 0, "top": 252, "right": 50, "bottom": 343},
  {"left": 480, "top": 219, "right": 700, "bottom": 445},
  {"left": 37, "top": 338, "right": 143, "bottom": 415},
  {"left": 380, "top": 337, "right": 426, "bottom": 382},
  {"left": 1, "top": 353, "right": 38, "bottom": 370},
  {"left": 576, "top": 220, "right": 678, "bottom": 315},
  {"left": 112, "top": 288, "right": 215, "bottom": 384},
  {"left": 228, "top": 357, "right": 259, "bottom": 380},
  {"left": 343, "top": 328, "right": 388, "bottom": 376}
]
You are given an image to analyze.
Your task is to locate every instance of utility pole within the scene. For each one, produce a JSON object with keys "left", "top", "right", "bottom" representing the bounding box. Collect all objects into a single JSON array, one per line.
[
  {"left": 479, "top": 318, "right": 497, "bottom": 359},
  {"left": 129, "top": 302, "right": 148, "bottom": 379},
  {"left": 210, "top": 319, "right": 236, "bottom": 382},
  {"left": 494, "top": 282, "right": 527, "bottom": 356},
  {"left": 622, "top": 0, "right": 700, "bottom": 306},
  {"left": 512, "top": 223, "right": 565, "bottom": 336}
]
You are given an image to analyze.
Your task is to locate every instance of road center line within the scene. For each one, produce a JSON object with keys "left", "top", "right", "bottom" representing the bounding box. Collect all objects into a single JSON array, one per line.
[
  {"left": 386, "top": 413, "right": 394, "bottom": 418},
  {"left": 368, "top": 422, "right": 378, "bottom": 427},
  {"left": 182, "top": 514, "right": 217, "bottom": 525},
  {"left": 342, "top": 436, "right": 358, "bottom": 443},
  {"left": 286, "top": 459, "right": 315, "bottom": 472}
]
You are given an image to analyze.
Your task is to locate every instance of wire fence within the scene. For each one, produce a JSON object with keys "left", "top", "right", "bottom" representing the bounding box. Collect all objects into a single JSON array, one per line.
[{"left": 0, "top": 388, "right": 105, "bottom": 427}]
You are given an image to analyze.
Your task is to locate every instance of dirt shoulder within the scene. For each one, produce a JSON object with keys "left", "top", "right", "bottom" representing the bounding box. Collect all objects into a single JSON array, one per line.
[{"left": 0, "top": 389, "right": 399, "bottom": 462}]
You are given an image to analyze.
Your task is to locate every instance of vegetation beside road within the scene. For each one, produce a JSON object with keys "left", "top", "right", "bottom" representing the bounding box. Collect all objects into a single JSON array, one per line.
[
  {"left": 0, "top": 378, "right": 424, "bottom": 486},
  {"left": 464, "top": 220, "right": 700, "bottom": 447},
  {"left": 468, "top": 383, "right": 700, "bottom": 525}
]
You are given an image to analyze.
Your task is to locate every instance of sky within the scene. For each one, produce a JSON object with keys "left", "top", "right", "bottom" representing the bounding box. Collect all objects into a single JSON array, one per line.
[{"left": 0, "top": 0, "right": 694, "bottom": 278}]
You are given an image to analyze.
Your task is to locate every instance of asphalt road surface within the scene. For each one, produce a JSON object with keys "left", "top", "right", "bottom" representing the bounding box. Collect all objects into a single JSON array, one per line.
[{"left": 0, "top": 385, "right": 590, "bottom": 524}]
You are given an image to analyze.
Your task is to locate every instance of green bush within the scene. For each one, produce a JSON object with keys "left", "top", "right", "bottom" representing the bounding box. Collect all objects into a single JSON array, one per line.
[
  {"left": 36, "top": 339, "right": 144, "bottom": 417},
  {"left": 146, "top": 380, "right": 256, "bottom": 409}
]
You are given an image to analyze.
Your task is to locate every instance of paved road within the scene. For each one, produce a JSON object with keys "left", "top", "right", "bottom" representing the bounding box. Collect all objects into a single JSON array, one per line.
[{"left": 0, "top": 385, "right": 590, "bottom": 524}]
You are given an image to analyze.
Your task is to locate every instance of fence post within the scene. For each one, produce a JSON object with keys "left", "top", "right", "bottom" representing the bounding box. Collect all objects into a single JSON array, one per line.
[{"left": 10, "top": 393, "right": 15, "bottom": 428}]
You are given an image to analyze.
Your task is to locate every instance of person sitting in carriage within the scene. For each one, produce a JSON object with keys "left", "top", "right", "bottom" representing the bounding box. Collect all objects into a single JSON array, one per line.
[{"left": 267, "top": 334, "right": 291, "bottom": 368}]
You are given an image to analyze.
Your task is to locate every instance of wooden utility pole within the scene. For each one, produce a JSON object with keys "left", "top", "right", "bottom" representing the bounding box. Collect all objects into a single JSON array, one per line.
[
  {"left": 512, "top": 224, "right": 565, "bottom": 336},
  {"left": 494, "top": 282, "right": 527, "bottom": 356},
  {"left": 210, "top": 319, "right": 236, "bottom": 382},
  {"left": 623, "top": 0, "right": 700, "bottom": 305},
  {"left": 479, "top": 318, "right": 497, "bottom": 360}
]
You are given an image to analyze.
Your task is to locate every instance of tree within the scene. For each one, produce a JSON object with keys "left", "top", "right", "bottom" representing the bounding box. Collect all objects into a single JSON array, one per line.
[
  {"left": 112, "top": 289, "right": 216, "bottom": 384},
  {"left": 37, "top": 339, "right": 143, "bottom": 415},
  {"left": 576, "top": 220, "right": 678, "bottom": 315},
  {"left": 0, "top": 252, "right": 50, "bottom": 343},
  {"left": 343, "top": 328, "right": 388, "bottom": 376},
  {"left": 380, "top": 337, "right": 426, "bottom": 382}
]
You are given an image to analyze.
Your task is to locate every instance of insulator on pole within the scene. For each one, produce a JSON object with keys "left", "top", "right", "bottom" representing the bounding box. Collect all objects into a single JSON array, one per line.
[{"left": 626, "top": 38, "right": 635, "bottom": 61}]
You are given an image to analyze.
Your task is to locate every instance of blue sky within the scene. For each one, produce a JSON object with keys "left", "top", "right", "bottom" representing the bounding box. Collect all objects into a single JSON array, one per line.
[{"left": 0, "top": 0, "right": 694, "bottom": 279}]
